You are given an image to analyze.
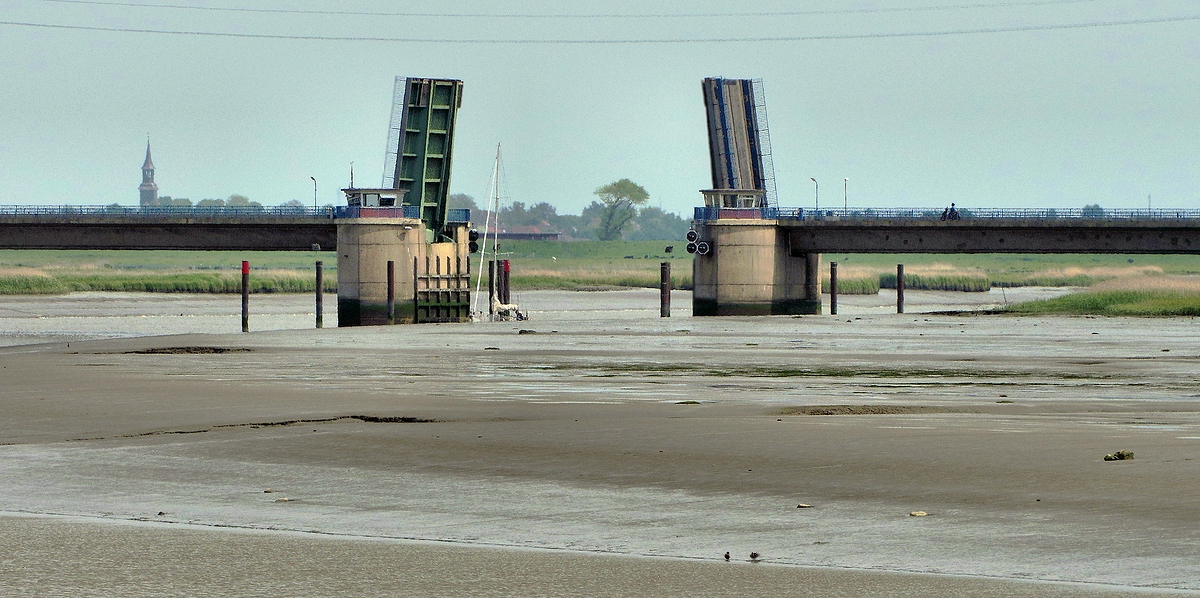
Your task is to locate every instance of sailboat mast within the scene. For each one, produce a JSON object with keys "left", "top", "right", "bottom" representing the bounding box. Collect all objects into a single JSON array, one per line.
[{"left": 472, "top": 143, "right": 502, "bottom": 317}]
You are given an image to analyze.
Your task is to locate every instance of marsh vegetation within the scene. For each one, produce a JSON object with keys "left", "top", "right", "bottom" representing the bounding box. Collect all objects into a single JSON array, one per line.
[
  {"left": 1001, "top": 275, "right": 1200, "bottom": 316},
  {"left": 2, "top": 245, "right": 1198, "bottom": 315}
]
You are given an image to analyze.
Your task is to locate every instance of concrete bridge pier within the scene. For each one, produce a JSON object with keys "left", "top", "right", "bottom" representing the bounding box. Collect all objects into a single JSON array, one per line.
[
  {"left": 336, "top": 217, "right": 472, "bottom": 326},
  {"left": 692, "top": 220, "right": 822, "bottom": 316}
]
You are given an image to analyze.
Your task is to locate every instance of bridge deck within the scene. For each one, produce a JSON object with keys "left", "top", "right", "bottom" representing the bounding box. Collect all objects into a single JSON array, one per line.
[
  {"left": 693, "top": 207, "right": 1200, "bottom": 255},
  {"left": 782, "top": 218, "right": 1200, "bottom": 254},
  {"left": 0, "top": 206, "right": 466, "bottom": 251},
  {"left": 4, "top": 205, "right": 1199, "bottom": 254},
  {"left": 0, "top": 208, "right": 338, "bottom": 251}
]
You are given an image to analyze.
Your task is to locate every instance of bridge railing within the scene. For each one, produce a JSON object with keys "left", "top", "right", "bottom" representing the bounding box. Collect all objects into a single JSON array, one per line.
[
  {"left": 334, "top": 206, "right": 419, "bottom": 219},
  {"left": 0, "top": 205, "right": 475, "bottom": 223},
  {"left": 694, "top": 206, "right": 1200, "bottom": 222},
  {"left": 0, "top": 205, "right": 337, "bottom": 218},
  {"left": 331, "top": 207, "right": 472, "bottom": 222}
]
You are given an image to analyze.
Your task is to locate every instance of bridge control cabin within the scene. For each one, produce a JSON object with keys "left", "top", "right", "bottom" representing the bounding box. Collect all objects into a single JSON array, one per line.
[
  {"left": 701, "top": 189, "right": 766, "bottom": 209},
  {"left": 343, "top": 188, "right": 409, "bottom": 208}
]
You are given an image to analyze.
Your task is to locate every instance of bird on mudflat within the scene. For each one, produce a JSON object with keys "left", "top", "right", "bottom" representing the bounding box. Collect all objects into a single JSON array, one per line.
[
  {"left": 749, "top": 552, "right": 761, "bottom": 561},
  {"left": 723, "top": 552, "right": 730, "bottom": 561}
]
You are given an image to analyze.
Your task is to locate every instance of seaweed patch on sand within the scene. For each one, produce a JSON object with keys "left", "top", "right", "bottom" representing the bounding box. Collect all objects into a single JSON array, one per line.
[{"left": 777, "top": 405, "right": 972, "bottom": 416}]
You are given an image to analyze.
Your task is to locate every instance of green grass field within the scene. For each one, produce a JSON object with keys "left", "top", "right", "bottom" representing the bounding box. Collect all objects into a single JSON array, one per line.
[
  {"left": 492, "top": 240, "right": 690, "bottom": 290},
  {"left": 822, "top": 252, "right": 1200, "bottom": 294},
  {"left": 0, "top": 249, "right": 334, "bottom": 271},
  {"left": 0, "top": 250, "right": 336, "bottom": 295},
  {"left": 823, "top": 252, "right": 1200, "bottom": 276},
  {"left": 0, "top": 272, "right": 338, "bottom": 295},
  {"left": 470, "top": 243, "right": 1155, "bottom": 293}
]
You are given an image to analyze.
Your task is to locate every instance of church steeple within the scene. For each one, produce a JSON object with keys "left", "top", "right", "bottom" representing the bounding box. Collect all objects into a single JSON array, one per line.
[{"left": 139, "top": 138, "right": 158, "bottom": 205}]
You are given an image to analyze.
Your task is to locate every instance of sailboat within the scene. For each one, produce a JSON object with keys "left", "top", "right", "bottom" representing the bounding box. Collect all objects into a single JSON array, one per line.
[{"left": 472, "top": 144, "right": 524, "bottom": 322}]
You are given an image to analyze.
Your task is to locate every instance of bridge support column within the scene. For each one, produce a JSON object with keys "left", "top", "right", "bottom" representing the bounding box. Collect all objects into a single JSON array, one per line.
[
  {"left": 336, "top": 218, "right": 472, "bottom": 326},
  {"left": 692, "top": 220, "right": 821, "bottom": 316}
]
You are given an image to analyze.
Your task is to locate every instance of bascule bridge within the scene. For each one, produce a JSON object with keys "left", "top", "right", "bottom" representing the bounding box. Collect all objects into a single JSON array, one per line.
[{"left": 688, "top": 77, "right": 1200, "bottom": 316}]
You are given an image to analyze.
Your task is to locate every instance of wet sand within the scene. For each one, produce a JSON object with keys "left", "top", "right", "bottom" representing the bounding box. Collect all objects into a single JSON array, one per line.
[
  {"left": 2, "top": 290, "right": 1199, "bottom": 595},
  {"left": 3, "top": 516, "right": 1176, "bottom": 598}
]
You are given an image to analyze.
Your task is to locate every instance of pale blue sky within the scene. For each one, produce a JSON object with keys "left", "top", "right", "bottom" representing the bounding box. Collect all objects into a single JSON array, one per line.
[{"left": 1, "top": 0, "right": 1196, "bottom": 215}]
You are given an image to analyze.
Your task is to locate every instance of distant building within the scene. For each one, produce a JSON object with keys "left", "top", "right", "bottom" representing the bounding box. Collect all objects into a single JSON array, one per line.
[
  {"left": 476, "top": 222, "right": 562, "bottom": 241},
  {"left": 138, "top": 141, "right": 158, "bottom": 205},
  {"left": 493, "top": 231, "right": 562, "bottom": 241}
]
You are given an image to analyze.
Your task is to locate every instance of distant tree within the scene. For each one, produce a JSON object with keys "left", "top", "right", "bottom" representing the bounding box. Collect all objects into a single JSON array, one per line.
[
  {"left": 501, "top": 201, "right": 529, "bottom": 225},
  {"left": 625, "top": 206, "right": 689, "bottom": 241},
  {"left": 448, "top": 193, "right": 479, "bottom": 212},
  {"left": 555, "top": 213, "right": 588, "bottom": 239},
  {"left": 149, "top": 195, "right": 192, "bottom": 207},
  {"left": 226, "top": 194, "right": 262, "bottom": 208},
  {"left": 487, "top": 200, "right": 575, "bottom": 233},
  {"left": 196, "top": 198, "right": 225, "bottom": 207},
  {"left": 1082, "top": 203, "right": 1105, "bottom": 218},
  {"left": 526, "top": 202, "right": 559, "bottom": 224},
  {"left": 276, "top": 199, "right": 306, "bottom": 214},
  {"left": 579, "top": 201, "right": 605, "bottom": 240},
  {"left": 592, "top": 179, "right": 649, "bottom": 241}
]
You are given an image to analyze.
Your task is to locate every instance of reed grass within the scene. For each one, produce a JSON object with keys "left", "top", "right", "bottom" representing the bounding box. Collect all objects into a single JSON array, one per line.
[
  {"left": 878, "top": 273, "right": 992, "bottom": 292},
  {"left": 0, "top": 249, "right": 335, "bottom": 271},
  {"left": 990, "top": 266, "right": 1158, "bottom": 288},
  {"left": 0, "top": 275, "right": 70, "bottom": 294},
  {"left": 3, "top": 247, "right": 1198, "bottom": 296},
  {"left": 511, "top": 267, "right": 689, "bottom": 291},
  {"left": 820, "top": 259, "right": 1192, "bottom": 291},
  {"left": 1099, "top": 275, "right": 1200, "bottom": 292},
  {"left": 990, "top": 274, "right": 1100, "bottom": 287},
  {"left": 820, "top": 277, "right": 880, "bottom": 294},
  {"left": 0, "top": 271, "right": 338, "bottom": 295}
]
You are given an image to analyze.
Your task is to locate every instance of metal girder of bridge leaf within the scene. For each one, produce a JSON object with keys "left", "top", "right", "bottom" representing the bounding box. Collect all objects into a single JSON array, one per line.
[
  {"left": 701, "top": 77, "right": 775, "bottom": 207},
  {"left": 384, "top": 77, "right": 463, "bottom": 242}
]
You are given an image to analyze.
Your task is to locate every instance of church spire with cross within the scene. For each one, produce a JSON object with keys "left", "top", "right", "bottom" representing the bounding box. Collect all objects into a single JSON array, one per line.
[{"left": 139, "top": 138, "right": 158, "bottom": 205}]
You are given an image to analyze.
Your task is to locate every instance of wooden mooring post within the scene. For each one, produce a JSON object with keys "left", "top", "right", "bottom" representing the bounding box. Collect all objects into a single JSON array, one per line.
[
  {"left": 240, "top": 260, "right": 249, "bottom": 332},
  {"left": 660, "top": 261, "right": 671, "bottom": 317},
  {"left": 387, "top": 260, "right": 396, "bottom": 325},
  {"left": 896, "top": 264, "right": 905, "bottom": 314},
  {"left": 829, "top": 261, "right": 838, "bottom": 316},
  {"left": 315, "top": 260, "right": 324, "bottom": 329},
  {"left": 412, "top": 257, "right": 420, "bottom": 324}
]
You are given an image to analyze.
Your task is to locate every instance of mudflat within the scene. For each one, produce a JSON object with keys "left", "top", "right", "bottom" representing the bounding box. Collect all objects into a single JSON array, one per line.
[{"left": 2, "top": 291, "right": 1198, "bottom": 596}]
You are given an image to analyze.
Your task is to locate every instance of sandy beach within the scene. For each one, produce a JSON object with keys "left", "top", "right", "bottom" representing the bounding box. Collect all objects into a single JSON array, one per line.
[{"left": 2, "top": 289, "right": 1198, "bottom": 596}]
